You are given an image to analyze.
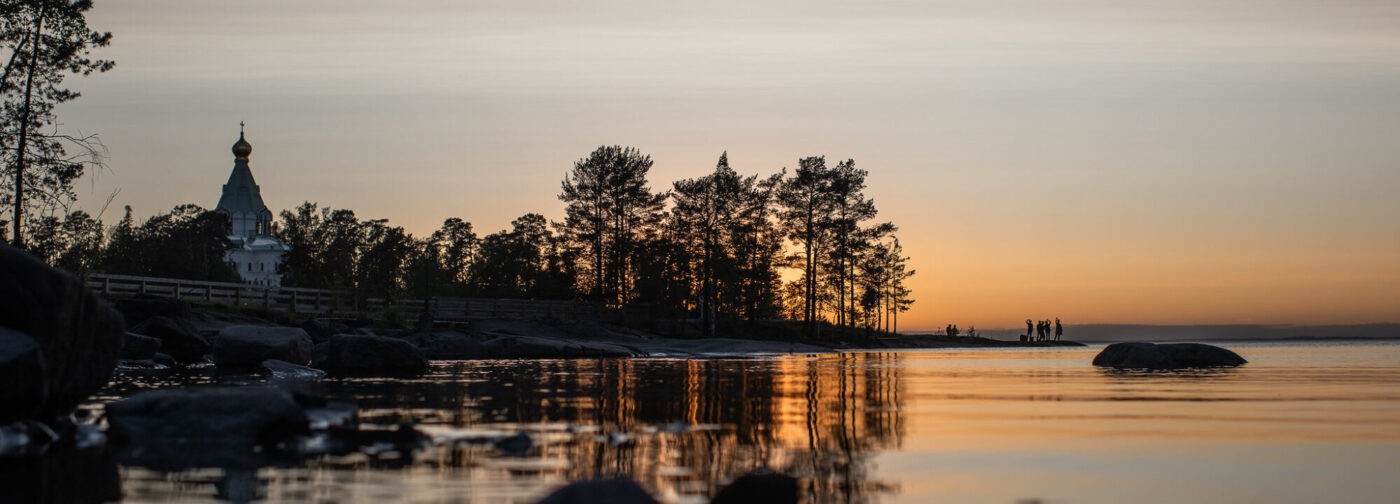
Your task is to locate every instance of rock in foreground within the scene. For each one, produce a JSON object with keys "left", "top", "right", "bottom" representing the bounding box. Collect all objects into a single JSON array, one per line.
[
  {"left": 0, "top": 327, "right": 47, "bottom": 421},
  {"left": 105, "top": 387, "right": 311, "bottom": 447},
  {"left": 1092, "top": 342, "right": 1246, "bottom": 370},
  {"left": 0, "top": 244, "right": 125, "bottom": 422},
  {"left": 314, "top": 334, "right": 428, "bottom": 376}
]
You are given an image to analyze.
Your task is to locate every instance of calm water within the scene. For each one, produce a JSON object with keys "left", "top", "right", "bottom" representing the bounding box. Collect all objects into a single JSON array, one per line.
[{"left": 92, "top": 341, "right": 1400, "bottom": 503}]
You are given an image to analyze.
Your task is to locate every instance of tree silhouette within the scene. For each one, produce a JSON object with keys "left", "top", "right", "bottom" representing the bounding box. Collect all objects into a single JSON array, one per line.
[{"left": 0, "top": 0, "right": 113, "bottom": 247}]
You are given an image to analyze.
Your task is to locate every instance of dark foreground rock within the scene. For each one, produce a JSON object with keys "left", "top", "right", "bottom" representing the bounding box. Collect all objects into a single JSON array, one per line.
[
  {"left": 0, "top": 442, "right": 121, "bottom": 504},
  {"left": 1092, "top": 342, "right": 1247, "bottom": 370},
  {"left": 121, "top": 332, "right": 162, "bottom": 360},
  {"left": 712, "top": 473, "right": 800, "bottom": 504},
  {"left": 0, "top": 244, "right": 125, "bottom": 422},
  {"left": 314, "top": 334, "right": 429, "bottom": 375},
  {"left": 213, "top": 325, "right": 314, "bottom": 369},
  {"left": 0, "top": 326, "right": 47, "bottom": 421},
  {"left": 105, "top": 387, "right": 311, "bottom": 447},
  {"left": 537, "top": 478, "right": 659, "bottom": 504},
  {"left": 130, "top": 315, "right": 209, "bottom": 364}
]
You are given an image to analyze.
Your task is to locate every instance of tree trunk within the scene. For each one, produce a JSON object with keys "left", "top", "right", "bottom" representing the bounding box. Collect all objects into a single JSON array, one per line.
[{"left": 11, "top": 5, "right": 44, "bottom": 247}]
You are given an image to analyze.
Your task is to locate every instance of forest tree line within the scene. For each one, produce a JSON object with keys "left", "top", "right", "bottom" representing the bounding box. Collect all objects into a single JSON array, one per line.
[{"left": 9, "top": 146, "right": 915, "bottom": 336}]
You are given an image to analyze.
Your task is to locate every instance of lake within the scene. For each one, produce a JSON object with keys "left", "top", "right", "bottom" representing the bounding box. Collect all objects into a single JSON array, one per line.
[{"left": 93, "top": 341, "right": 1400, "bottom": 503}]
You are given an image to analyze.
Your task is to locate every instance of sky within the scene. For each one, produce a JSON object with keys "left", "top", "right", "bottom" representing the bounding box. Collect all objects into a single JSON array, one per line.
[{"left": 58, "top": 0, "right": 1400, "bottom": 331}]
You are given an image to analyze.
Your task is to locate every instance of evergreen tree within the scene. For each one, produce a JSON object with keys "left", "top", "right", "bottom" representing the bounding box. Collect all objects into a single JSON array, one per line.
[
  {"left": 1, "top": 0, "right": 113, "bottom": 246},
  {"left": 559, "top": 145, "right": 665, "bottom": 306}
]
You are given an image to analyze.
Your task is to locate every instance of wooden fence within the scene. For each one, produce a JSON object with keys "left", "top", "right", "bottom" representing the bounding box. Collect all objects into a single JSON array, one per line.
[{"left": 85, "top": 273, "right": 602, "bottom": 322}]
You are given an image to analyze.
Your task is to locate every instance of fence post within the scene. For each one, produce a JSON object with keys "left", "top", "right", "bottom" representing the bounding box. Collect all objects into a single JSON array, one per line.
[
  {"left": 174, "top": 281, "right": 182, "bottom": 300},
  {"left": 139, "top": 280, "right": 147, "bottom": 295},
  {"left": 315, "top": 291, "right": 322, "bottom": 313},
  {"left": 290, "top": 290, "right": 298, "bottom": 314},
  {"left": 236, "top": 286, "right": 243, "bottom": 306},
  {"left": 205, "top": 284, "right": 212, "bottom": 302},
  {"left": 103, "top": 276, "right": 111, "bottom": 296},
  {"left": 263, "top": 288, "right": 271, "bottom": 309}
]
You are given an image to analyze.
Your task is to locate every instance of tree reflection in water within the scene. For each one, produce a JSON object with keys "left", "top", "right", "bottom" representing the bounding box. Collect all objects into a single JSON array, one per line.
[{"left": 314, "top": 352, "right": 907, "bottom": 503}]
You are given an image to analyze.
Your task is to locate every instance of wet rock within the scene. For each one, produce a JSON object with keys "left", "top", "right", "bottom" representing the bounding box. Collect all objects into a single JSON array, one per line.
[
  {"left": 261, "top": 359, "right": 326, "bottom": 380},
  {"left": 121, "top": 332, "right": 162, "bottom": 360},
  {"left": 1092, "top": 342, "right": 1247, "bottom": 370},
  {"left": 536, "top": 478, "right": 659, "bottom": 504},
  {"left": 492, "top": 431, "right": 532, "bottom": 456},
  {"left": 153, "top": 352, "right": 178, "bottom": 368},
  {"left": 213, "top": 325, "right": 314, "bottom": 370},
  {"left": 130, "top": 315, "right": 208, "bottom": 364},
  {"left": 105, "top": 386, "right": 311, "bottom": 447},
  {"left": 0, "top": 441, "right": 121, "bottom": 504},
  {"left": 314, "top": 334, "right": 428, "bottom": 376},
  {"left": 0, "top": 327, "right": 46, "bottom": 422},
  {"left": 712, "top": 473, "right": 800, "bottom": 504},
  {"left": 0, "top": 244, "right": 124, "bottom": 421}
]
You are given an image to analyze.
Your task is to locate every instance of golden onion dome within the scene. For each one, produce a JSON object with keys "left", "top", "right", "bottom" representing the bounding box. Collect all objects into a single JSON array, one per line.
[{"left": 232, "top": 125, "right": 252, "bottom": 160}]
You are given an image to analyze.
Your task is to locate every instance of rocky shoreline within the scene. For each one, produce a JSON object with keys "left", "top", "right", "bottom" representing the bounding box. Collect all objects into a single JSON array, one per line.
[{"left": 1, "top": 242, "right": 1098, "bottom": 503}]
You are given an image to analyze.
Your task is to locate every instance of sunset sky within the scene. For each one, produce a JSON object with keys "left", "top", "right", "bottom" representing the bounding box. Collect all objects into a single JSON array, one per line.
[{"left": 62, "top": 1, "right": 1400, "bottom": 331}]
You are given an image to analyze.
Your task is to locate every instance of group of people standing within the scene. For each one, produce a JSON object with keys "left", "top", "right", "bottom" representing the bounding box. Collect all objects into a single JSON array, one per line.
[{"left": 1023, "top": 318, "right": 1062, "bottom": 342}]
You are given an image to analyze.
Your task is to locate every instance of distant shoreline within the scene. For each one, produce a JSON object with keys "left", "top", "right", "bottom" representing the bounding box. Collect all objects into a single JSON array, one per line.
[{"left": 906, "top": 323, "right": 1400, "bottom": 344}]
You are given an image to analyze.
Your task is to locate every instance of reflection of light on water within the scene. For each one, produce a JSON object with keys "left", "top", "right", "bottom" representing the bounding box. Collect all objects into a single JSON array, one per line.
[{"left": 93, "top": 342, "right": 1400, "bottom": 503}]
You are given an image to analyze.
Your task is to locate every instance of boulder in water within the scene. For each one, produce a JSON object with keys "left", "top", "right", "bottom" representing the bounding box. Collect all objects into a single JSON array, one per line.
[
  {"left": 105, "top": 386, "right": 311, "bottom": 447},
  {"left": 712, "top": 472, "right": 800, "bottom": 504},
  {"left": 1092, "top": 342, "right": 1246, "bottom": 370},
  {"left": 314, "top": 334, "right": 428, "bottom": 376},
  {"left": 129, "top": 316, "right": 208, "bottom": 364},
  {"left": 213, "top": 325, "right": 314, "bottom": 369},
  {"left": 0, "top": 327, "right": 46, "bottom": 422},
  {"left": 0, "top": 244, "right": 124, "bottom": 422},
  {"left": 536, "top": 478, "right": 659, "bottom": 504},
  {"left": 121, "top": 332, "right": 162, "bottom": 361}
]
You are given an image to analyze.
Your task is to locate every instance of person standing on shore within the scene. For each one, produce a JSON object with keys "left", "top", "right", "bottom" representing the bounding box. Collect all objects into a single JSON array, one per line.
[
  {"left": 1026, "top": 319, "right": 1033, "bottom": 340},
  {"left": 1055, "top": 318, "right": 1063, "bottom": 341}
]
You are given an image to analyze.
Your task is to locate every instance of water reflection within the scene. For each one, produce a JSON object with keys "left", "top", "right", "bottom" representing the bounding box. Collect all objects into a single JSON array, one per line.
[
  {"left": 93, "top": 353, "right": 907, "bottom": 503},
  {"left": 320, "top": 353, "right": 907, "bottom": 503}
]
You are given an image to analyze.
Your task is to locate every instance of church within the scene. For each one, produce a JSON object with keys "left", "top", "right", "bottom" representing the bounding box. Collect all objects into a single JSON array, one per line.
[{"left": 215, "top": 125, "right": 290, "bottom": 286}]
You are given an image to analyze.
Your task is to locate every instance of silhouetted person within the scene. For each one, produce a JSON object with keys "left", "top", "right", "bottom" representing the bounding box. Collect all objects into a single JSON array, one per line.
[
  {"left": 1026, "top": 319, "right": 1033, "bottom": 340},
  {"left": 1055, "top": 318, "right": 1063, "bottom": 341}
]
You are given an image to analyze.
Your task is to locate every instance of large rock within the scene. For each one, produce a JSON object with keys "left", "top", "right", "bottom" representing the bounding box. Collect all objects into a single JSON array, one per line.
[
  {"left": 0, "top": 326, "right": 46, "bottom": 422},
  {"left": 121, "top": 332, "right": 162, "bottom": 360},
  {"left": 712, "top": 473, "right": 800, "bottom": 504},
  {"left": 130, "top": 315, "right": 209, "bottom": 363},
  {"left": 314, "top": 334, "right": 428, "bottom": 375},
  {"left": 1092, "top": 342, "right": 1247, "bottom": 370},
  {"left": 105, "top": 387, "right": 310, "bottom": 447},
  {"left": 536, "top": 478, "right": 658, "bottom": 504},
  {"left": 213, "top": 325, "right": 314, "bottom": 369},
  {"left": 0, "top": 244, "right": 124, "bottom": 421}
]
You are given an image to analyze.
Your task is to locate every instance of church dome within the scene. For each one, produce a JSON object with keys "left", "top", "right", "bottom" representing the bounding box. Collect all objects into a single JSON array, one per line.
[{"left": 232, "top": 130, "right": 252, "bottom": 160}]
